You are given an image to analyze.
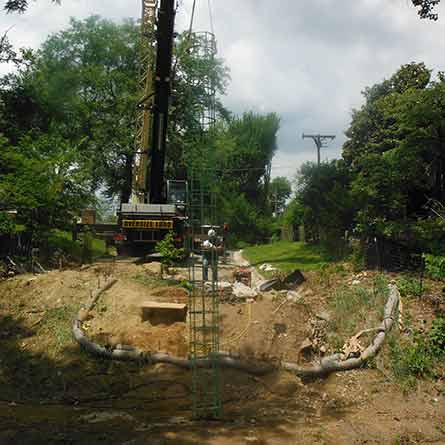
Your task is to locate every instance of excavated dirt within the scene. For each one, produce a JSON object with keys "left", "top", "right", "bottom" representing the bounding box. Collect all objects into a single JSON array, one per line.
[{"left": 0, "top": 256, "right": 444, "bottom": 444}]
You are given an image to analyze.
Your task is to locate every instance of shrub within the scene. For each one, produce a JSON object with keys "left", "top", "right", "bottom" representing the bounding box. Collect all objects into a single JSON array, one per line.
[
  {"left": 389, "top": 317, "right": 445, "bottom": 388},
  {"left": 429, "top": 317, "right": 445, "bottom": 358},
  {"left": 0, "top": 212, "right": 16, "bottom": 235},
  {"left": 424, "top": 254, "right": 445, "bottom": 279},
  {"left": 396, "top": 276, "right": 423, "bottom": 298},
  {"left": 155, "top": 232, "right": 186, "bottom": 272}
]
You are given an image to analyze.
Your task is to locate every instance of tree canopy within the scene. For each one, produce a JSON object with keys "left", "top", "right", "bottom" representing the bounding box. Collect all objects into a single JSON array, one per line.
[
  {"left": 286, "top": 62, "right": 445, "bottom": 254},
  {"left": 0, "top": 15, "right": 281, "bottom": 244}
]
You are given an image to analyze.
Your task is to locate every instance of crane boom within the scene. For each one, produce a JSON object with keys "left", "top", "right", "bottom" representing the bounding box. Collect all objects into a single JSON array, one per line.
[
  {"left": 132, "top": 0, "right": 157, "bottom": 203},
  {"left": 149, "top": 0, "right": 176, "bottom": 204}
]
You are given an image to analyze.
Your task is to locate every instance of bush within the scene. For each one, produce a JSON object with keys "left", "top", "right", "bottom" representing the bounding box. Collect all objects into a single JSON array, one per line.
[
  {"left": 429, "top": 317, "right": 445, "bottom": 358},
  {"left": 155, "top": 232, "right": 186, "bottom": 272},
  {"left": 349, "top": 242, "right": 365, "bottom": 272},
  {"left": 389, "top": 317, "right": 445, "bottom": 388},
  {"left": 396, "top": 276, "right": 423, "bottom": 298},
  {"left": 424, "top": 254, "right": 445, "bottom": 279}
]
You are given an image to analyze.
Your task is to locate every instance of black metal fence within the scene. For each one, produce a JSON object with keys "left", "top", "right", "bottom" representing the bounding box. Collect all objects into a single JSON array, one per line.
[
  {"left": 365, "top": 237, "right": 425, "bottom": 273},
  {"left": 0, "top": 232, "right": 32, "bottom": 258}
]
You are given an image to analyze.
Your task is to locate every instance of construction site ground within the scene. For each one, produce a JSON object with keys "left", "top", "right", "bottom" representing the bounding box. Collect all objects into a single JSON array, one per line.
[{"left": 0, "top": 254, "right": 444, "bottom": 444}]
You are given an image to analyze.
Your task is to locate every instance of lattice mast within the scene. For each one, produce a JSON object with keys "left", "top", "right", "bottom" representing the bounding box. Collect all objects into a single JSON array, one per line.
[{"left": 132, "top": 0, "right": 157, "bottom": 203}]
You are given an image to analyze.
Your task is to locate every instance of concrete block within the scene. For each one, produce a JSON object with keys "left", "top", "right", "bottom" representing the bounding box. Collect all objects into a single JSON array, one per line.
[{"left": 141, "top": 301, "right": 187, "bottom": 325}]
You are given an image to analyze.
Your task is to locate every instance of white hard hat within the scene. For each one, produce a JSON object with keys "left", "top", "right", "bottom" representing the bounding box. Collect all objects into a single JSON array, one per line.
[{"left": 208, "top": 229, "right": 216, "bottom": 237}]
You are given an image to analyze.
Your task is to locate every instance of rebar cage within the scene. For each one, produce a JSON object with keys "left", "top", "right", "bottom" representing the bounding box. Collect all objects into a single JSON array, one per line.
[{"left": 186, "top": 167, "right": 221, "bottom": 419}]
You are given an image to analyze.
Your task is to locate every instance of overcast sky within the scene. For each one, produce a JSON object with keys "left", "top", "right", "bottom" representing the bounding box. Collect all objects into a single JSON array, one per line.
[{"left": 1, "top": 0, "right": 445, "bottom": 178}]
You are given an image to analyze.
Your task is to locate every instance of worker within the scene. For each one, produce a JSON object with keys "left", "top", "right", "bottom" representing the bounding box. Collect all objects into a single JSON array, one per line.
[{"left": 202, "top": 228, "right": 219, "bottom": 282}]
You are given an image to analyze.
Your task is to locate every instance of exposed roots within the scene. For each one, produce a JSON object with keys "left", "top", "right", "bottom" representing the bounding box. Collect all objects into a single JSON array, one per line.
[{"left": 73, "top": 279, "right": 400, "bottom": 379}]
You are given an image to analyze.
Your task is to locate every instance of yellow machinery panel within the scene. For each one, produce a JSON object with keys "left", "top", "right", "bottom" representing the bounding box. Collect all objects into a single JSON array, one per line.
[{"left": 122, "top": 219, "right": 173, "bottom": 230}]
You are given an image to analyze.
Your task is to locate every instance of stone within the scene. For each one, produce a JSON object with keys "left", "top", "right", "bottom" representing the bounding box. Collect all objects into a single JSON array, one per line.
[
  {"left": 287, "top": 290, "right": 302, "bottom": 303},
  {"left": 315, "top": 311, "right": 331, "bottom": 322},
  {"left": 298, "top": 338, "right": 313, "bottom": 358},
  {"left": 141, "top": 301, "right": 187, "bottom": 325},
  {"left": 142, "top": 261, "right": 162, "bottom": 275}
]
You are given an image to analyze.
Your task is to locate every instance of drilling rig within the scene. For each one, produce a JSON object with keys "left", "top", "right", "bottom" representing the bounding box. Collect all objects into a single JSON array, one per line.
[{"left": 115, "top": 0, "right": 187, "bottom": 255}]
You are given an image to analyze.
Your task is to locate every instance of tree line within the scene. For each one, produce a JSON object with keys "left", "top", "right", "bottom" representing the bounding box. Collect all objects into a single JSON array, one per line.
[
  {"left": 287, "top": 62, "right": 445, "bottom": 255},
  {"left": 0, "top": 16, "right": 284, "bottom": 246}
]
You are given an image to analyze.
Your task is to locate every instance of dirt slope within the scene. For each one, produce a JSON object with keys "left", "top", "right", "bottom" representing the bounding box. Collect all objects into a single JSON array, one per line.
[{"left": 0, "top": 258, "right": 444, "bottom": 444}]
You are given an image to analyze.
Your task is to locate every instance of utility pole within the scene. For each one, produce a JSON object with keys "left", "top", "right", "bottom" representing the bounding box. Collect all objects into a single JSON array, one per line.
[{"left": 302, "top": 133, "right": 336, "bottom": 166}]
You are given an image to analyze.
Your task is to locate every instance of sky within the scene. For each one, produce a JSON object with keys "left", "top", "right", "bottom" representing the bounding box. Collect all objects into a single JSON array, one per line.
[{"left": 1, "top": 0, "right": 445, "bottom": 179}]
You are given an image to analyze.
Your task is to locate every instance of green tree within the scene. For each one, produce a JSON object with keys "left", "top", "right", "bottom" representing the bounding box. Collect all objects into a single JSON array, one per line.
[
  {"left": 295, "top": 160, "right": 355, "bottom": 245},
  {"left": 0, "top": 134, "right": 94, "bottom": 240},
  {"left": 1, "top": 17, "right": 230, "bottom": 202},
  {"left": 270, "top": 176, "right": 292, "bottom": 214},
  {"left": 342, "top": 63, "right": 445, "bottom": 242},
  {"left": 412, "top": 0, "right": 441, "bottom": 19}
]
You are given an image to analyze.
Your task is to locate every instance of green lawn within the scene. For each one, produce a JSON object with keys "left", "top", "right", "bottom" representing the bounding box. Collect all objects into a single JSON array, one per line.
[{"left": 243, "top": 241, "right": 328, "bottom": 272}]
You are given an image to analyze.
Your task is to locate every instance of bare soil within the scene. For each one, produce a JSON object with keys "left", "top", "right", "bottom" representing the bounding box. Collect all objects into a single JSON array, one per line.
[{"left": 0, "top": 256, "right": 444, "bottom": 444}]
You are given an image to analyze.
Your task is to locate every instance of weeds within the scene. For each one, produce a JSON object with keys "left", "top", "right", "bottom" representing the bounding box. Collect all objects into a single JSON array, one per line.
[
  {"left": 40, "top": 305, "right": 76, "bottom": 354},
  {"left": 329, "top": 283, "right": 385, "bottom": 338},
  {"left": 396, "top": 275, "right": 424, "bottom": 298},
  {"left": 388, "top": 317, "right": 445, "bottom": 390}
]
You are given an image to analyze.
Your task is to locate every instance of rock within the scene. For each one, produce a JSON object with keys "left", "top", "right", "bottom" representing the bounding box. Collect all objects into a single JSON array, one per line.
[
  {"left": 326, "top": 399, "right": 338, "bottom": 409},
  {"left": 352, "top": 279, "right": 361, "bottom": 285},
  {"left": 287, "top": 290, "right": 302, "bottom": 303},
  {"left": 273, "top": 323, "right": 287, "bottom": 334},
  {"left": 218, "top": 281, "right": 232, "bottom": 290},
  {"left": 315, "top": 311, "right": 331, "bottom": 322},
  {"left": 298, "top": 338, "right": 313, "bottom": 357},
  {"left": 142, "top": 261, "right": 162, "bottom": 275},
  {"left": 232, "top": 282, "right": 258, "bottom": 300},
  {"left": 259, "top": 263, "right": 277, "bottom": 272}
]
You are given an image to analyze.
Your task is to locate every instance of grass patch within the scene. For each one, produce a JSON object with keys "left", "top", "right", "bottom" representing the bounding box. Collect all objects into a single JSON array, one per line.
[
  {"left": 243, "top": 241, "right": 329, "bottom": 273},
  {"left": 134, "top": 273, "right": 178, "bottom": 288},
  {"left": 39, "top": 305, "right": 77, "bottom": 354}
]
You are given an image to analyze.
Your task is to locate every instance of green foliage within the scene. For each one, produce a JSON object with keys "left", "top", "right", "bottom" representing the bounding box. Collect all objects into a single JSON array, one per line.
[
  {"left": 396, "top": 275, "right": 424, "bottom": 298},
  {"left": 349, "top": 242, "right": 365, "bottom": 272},
  {"left": 292, "top": 160, "right": 355, "bottom": 256},
  {"left": 0, "top": 212, "right": 16, "bottom": 235},
  {"left": 0, "top": 135, "right": 94, "bottom": 238},
  {"left": 344, "top": 63, "right": 445, "bottom": 240},
  {"left": 47, "top": 230, "right": 106, "bottom": 262},
  {"left": 329, "top": 285, "right": 378, "bottom": 337},
  {"left": 40, "top": 305, "right": 76, "bottom": 353},
  {"left": 412, "top": 0, "right": 441, "bottom": 20},
  {"left": 429, "top": 317, "right": 445, "bottom": 358},
  {"left": 389, "top": 317, "right": 445, "bottom": 389},
  {"left": 424, "top": 254, "right": 445, "bottom": 279},
  {"left": 155, "top": 232, "right": 186, "bottom": 269},
  {"left": 270, "top": 176, "right": 292, "bottom": 214}
]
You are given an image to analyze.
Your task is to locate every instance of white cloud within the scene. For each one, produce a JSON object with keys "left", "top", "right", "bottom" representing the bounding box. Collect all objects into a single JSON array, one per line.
[{"left": 2, "top": 0, "right": 445, "bottom": 180}]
